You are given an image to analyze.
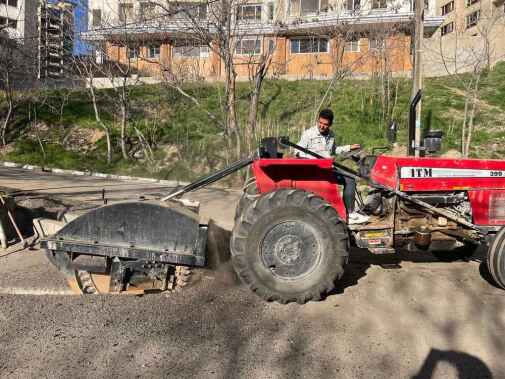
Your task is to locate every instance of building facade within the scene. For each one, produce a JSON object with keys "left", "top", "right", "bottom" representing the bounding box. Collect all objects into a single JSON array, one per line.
[
  {"left": 1, "top": 0, "right": 75, "bottom": 83},
  {"left": 0, "top": 0, "right": 38, "bottom": 41},
  {"left": 424, "top": 0, "right": 505, "bottom": 75},
  {"left": 38, "top": 0, "right": 75, "bottom": 79},
  {"left": 84, "top": 0, "right": 443, "bottom": 79}
]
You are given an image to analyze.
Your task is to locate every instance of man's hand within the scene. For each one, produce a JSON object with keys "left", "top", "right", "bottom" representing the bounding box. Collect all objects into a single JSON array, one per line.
[{"left": 350, "top": 144, "right": 361, "bottom": 150}]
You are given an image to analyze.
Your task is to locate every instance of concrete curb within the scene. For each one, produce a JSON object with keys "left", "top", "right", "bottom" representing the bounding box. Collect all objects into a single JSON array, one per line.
[
  {"left": 0, "top": 160, "right": 192, "bottom": 187},
  {"left": 0, "top": 161, "right": 243, "bottom": 193}
]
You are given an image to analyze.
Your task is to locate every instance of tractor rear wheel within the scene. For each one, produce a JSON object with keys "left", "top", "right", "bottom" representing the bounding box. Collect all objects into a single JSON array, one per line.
[
  {"left": 488, "top": 228, "right": 505, "bottom": 289},
  {"left": 231, "top": 189, "right": 349, "bottom": 304},
  {"left": 234, "top": 178, "right": 258, "bottom": 222}
]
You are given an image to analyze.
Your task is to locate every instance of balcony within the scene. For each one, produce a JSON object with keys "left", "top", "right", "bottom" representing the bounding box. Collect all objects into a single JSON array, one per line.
[{"left": 82, "top": 0, "right": 443, "bottom": 42}]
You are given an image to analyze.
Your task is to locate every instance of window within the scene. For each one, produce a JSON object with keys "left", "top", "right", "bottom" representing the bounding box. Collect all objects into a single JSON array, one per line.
[
  {"left": 268, "top": 39, "right": 275, "bottom": 53},
  {"left": 169, "top": 2, "right": 207, "bottom": 19},
  {"left": 237, "top": 4, "right": 262, "bottom": 21},
  {"left": 267, "top": 3, "right": 274, "bottom": 20},
  {"left": 466, "top": 0, "right": 479, "bottom": 6},
  {"left": 0, "top": 17, "right": 17, "bottom": 29},
  {"left": 369, "top": 38, "right": 385, "bottom": 50},
  {"left": 173, "top": 45, "right": 209, "bottom": 58},
  {"left": 290, "top": 37, "right": 329, "bottom": 54},
  {"left": 140, "top": 2, "right": 157, "bottom": 20},
  {"left": 236, "top": 38, "right": 261, "bottom": 55},
  {"left": 119, "top": 3, "right": 134, "bottom": 23},
  {"left": 128, "top": 46, "right": 139, "bottom": 59},
  {"left": 344, "top": 37, "right": 360, "bottom": 52},
  {"left": 148, "top": 45, "right": 160, "bottom": 58},
  {"left": 372, "top": 0, "right": 387, "bottom": 9},
  {"left": 466, "top": 10, "right": 480, "bottom": 28},
  {"left": 289, "top": 0, "right": 329, "bottom": 16},
  {"left": 346, "top": 0, "right": 360, "bottom": 12},
  {"left": 441, "top": 21, "right": 454, "bottom": 35},
  {"left": 302, "top": 0, "right": 319, "bottom": 13},
  {"left": 441, "top": 1, "right": 454, "bottom": 15},
  {"left": 7, "top": 0, "right": 17, "bottom": 7},
  {"left": 92, "top": 9, "right": 101, "bottom": 27}
]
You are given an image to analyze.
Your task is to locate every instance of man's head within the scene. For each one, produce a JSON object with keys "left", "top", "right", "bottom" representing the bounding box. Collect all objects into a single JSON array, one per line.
[{"left": 318, "top": 109, "right": 334, "bottom": 135}]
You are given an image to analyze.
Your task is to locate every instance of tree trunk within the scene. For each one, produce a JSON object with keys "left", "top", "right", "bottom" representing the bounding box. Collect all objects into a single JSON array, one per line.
[
  {"left": 224, "top": 53, "right": 240, "bottom": 158},
  {"left": 1, "top": 70, "right": 13, "bottom": 146},
  {"left": 461, "top": 95, "right": 469, "bottom": 156},
  {"left": 120, "top": 103, "right": 128, "bottom": 160},
  {"left": 465, "top": 75, "right": 481, "bottom": 157},
  {"left": 248, "top": 66, "right": 267, "bottom": 138},
  {"left": 89, "top": 81, "right": 112, "bottom": 164},
  {"left": 1, "top": 99, "right": 12, "bottom": 147}
]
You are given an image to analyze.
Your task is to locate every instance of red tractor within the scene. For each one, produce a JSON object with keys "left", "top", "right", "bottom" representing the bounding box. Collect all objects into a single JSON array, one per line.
[
  {"left": 41, "top": 135, "right": 505, "bottom": 303},
  {"left": 230, "top": 137, "right": 505, "bottom": 303},
  {"left": 40, "top": 94, "right": 505, "bottom": 302}
]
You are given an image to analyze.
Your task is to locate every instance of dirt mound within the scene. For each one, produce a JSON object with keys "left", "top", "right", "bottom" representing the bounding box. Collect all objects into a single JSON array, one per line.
[{"left": 63, "top": 128, "right": 105, "bottom": 153}]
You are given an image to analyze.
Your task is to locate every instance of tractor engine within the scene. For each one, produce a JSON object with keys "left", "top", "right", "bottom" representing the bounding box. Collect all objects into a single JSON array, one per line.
[
  {"left": 366, "top": 154, "right": 505, "bottom": 250},
  {"left": 395, "top": 192, "right": 472, "bottom": 249}
]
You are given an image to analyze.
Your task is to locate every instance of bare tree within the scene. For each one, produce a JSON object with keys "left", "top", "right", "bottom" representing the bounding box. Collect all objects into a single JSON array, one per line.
[
  {"left": 72, "top": 56, "right": 115, "bottom": 163},
  {"left": 0, "top": 32, "right": 17, "bottom": 146},
  {"left": 0, "top": 28, "right": 36, "bottom": 146},
  {"left": 434, "top": 6, "right": 505, "bottom": 157},
  {"left": 149, "top": 0, "right": 264, "bottom": 158}
]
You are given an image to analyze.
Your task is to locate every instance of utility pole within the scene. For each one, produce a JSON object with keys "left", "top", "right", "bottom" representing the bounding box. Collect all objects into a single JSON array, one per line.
[{"left": 411, "top": 0, "right": 424, "bottom": 157}]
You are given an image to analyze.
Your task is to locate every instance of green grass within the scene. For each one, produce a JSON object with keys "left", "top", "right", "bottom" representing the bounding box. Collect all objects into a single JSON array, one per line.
[{"left": 2, "top": 62, "right": 505, "bottom": 181}]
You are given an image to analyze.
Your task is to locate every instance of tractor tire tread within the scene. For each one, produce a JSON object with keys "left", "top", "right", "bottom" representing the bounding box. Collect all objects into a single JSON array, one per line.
[
  {"left": 488, "top": 228, "right": 505, "bottom": 289},
  {"left": 231, "top": 188, "right": 348, "bottom": 304}
]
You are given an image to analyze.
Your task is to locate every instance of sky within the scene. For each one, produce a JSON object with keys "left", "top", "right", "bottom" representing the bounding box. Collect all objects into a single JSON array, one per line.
[
  {"left": 73, "top": 0, "right": 90, "bottom": 55},
  {"left": 47, "top": 0, "right": 90, "bottom": 55}
]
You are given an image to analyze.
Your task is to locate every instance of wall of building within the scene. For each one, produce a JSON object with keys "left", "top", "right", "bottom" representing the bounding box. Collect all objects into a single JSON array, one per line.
[
  {"left": 423, "top": 0, "right": 505, "bottom": 76},
  {"left": 103, "top": 33, "right": 413, "bottom": 80},
  {"left": 1, "top": 0, "right": 38, "bottom": 81},
  {"left": 87, "top": 0, "right": 437, "bottom": 31}
]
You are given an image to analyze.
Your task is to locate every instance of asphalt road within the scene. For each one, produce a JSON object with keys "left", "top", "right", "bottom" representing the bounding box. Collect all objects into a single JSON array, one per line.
[{"left": 0, "top": 167, "right": 503, "bottom": 378}]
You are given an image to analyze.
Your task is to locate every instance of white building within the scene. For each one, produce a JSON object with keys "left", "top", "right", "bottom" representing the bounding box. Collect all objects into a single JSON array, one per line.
[
  {"left": 0, "top": 0, "right": 38, "bottom": 42},
  {"left": 83, "top": 0, "right": 444, "bottom": 79}
]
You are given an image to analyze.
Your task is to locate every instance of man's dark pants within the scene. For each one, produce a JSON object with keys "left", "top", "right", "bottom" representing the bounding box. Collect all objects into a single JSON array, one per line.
[{"left": 335, "top": 174, "right": 356, "bottom": 213}]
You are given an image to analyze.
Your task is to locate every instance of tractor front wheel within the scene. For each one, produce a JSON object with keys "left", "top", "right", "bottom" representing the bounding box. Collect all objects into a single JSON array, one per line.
[
  {"left": 231, "top": 189, "right": 349, "bottom": 304},
  {"left": 488, "top": 228, "right": 505, "bottom": 290}
]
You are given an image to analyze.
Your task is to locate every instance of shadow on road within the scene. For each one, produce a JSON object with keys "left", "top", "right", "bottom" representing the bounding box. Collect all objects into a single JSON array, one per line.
[
  {"left": 412, "top": 349, "right": 493, "bottom": 379},
  {"left": 329, "top": 242, "right": 500, "bottom": 297}
]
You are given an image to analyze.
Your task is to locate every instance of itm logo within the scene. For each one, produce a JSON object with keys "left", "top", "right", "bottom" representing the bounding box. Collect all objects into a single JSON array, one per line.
[{"left": 410, "top": 168, "right": 433, "bottom": 178}]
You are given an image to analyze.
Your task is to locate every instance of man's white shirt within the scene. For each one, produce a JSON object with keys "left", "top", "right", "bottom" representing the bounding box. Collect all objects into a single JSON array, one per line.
[{"left": 296, "top": 126, "right": 351, "bottom": 158}]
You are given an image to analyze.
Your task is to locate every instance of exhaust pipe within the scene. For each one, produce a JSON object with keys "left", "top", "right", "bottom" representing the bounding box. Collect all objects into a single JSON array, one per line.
[{"left": 408, "top": 90, "right": 422, "bottom": 156}]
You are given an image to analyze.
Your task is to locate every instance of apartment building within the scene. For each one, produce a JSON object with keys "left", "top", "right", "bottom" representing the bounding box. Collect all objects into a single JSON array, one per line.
[
  {"left": 83, "top": 0, "right": 444, "bottom": 79},
  {"left": 424, "top": 0, "right": 505, "bottom": 75},
  {"left": 1, "top": 0, "right": 39, "bottom": 85},
  {"left": 0, "top": 0, "right": 37, "bottom": 42},
  {"left": 1, "top": 0, "right": 75, "bottom": 82},
  {"left": 38, "top": 0, "right": 75, "bottom": 79}
]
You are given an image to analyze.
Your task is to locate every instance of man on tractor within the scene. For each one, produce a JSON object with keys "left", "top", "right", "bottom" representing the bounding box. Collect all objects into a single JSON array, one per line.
[{"left": 297, "top": 108, "right": 370, "bottom": 225}]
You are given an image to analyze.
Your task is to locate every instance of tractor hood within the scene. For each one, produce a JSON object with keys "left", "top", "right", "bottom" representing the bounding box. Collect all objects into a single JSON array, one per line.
[{"left": 371, "top": 156, "right": 505, "bottom": 192}]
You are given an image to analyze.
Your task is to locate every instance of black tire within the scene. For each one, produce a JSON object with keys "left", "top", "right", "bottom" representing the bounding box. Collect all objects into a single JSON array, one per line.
[
  {"left": 234, "top": 178, "right": 258, "bottom": 222},
  {"left": 231, "top": 189, "right": 349, "bottom": 304},
  {"left": 487, "top": 228, "right": 505, "bottom": 289}
]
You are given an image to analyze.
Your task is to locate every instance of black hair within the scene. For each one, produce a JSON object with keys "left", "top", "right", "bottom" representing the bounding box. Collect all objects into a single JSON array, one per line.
[{"left": 318, "top": 109, "right": 334, "bottom": 125}]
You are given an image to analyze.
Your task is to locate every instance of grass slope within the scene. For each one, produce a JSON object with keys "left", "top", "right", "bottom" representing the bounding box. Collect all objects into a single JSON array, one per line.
[{"left": 1, "top": 62, "right": 505, "bottom": 181}]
